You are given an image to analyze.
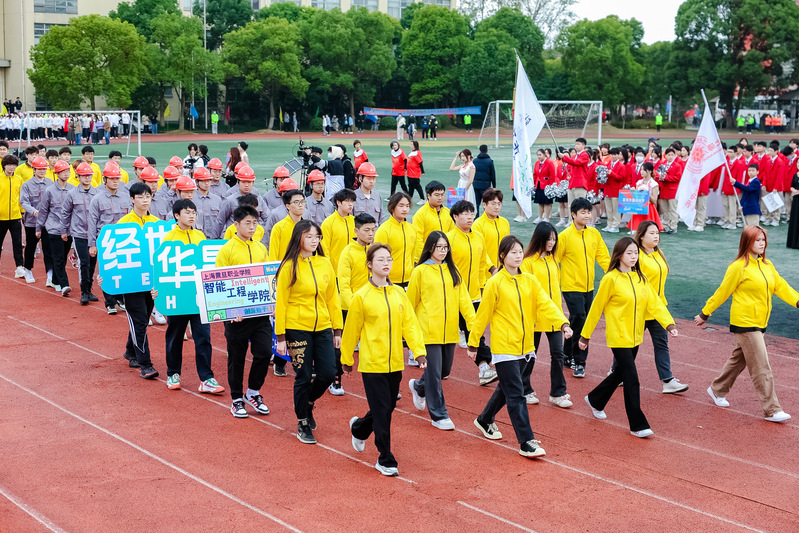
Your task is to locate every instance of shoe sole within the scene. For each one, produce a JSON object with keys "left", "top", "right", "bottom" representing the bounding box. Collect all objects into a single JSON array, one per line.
[
  {"left": 350, "top": 416, "right": 365, "bottom": 452},
  {"left": 296, "top": 434, "right": 317, "bottom": 444},
  {"left": 663, "top": 384, "right": 689, "bottom": 394},
  {"left": 764, "top": 416, "right": 791, "bottom": 423},
  {"left": 526, "top": 397, "right": 539, "bottom": 405},
  {"left": 141, "top": 371, "right": 159, "bottom": 379},
  {"left": 167, "top": 384, "right": 181, "bottom": 390},
  {"left": 519, "top": 449, "right": 546, "bottom": 458},
  {"left": 199, "top": 387, "right": 225, "bottom": 394},
  {"left": 231, "top": 410, "right": 248, "bottom": 418},
  {"left": 62, "top": 287, "right": 71, "bottom": 296},
  {"left": 473, "top": 418, "right": 502, "bottom": 440},
  {"left": 573, "top": 371, "right": 585, "bottom": 378},
  {"left": 707, "top": 386, "right": 729, "bottom": 407},
  {"left": 249, "top": 406, "right": 270, "bottom": 415},
  {"left": 432, "top": 421, "right": 455, "bottom": 431},
  {"left": 479, "top": 375, "right": 498, "bottom": 386},
  {"left": 549, "top": 399, "right": 573, "bottom": 409}
]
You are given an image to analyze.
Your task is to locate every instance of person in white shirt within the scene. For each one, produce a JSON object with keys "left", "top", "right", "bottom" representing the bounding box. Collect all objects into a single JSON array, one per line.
[{"left": 121, "top": 112, "right": 131, "bottom": 137}]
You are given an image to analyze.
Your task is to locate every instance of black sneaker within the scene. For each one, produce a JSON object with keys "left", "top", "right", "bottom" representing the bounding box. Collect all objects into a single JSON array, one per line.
[
  {"left": 573, "top": 365, "right": 586, "bottom": 378},
  {"left": 246, "top": 394, "right": 270, "bottom": 415},
  {"left": 519, "top": 439, "right": 546, "bottom": 458},
  {"left": 87, "top": 292, "right": 99, "bottom": 302},
  {"left": 80, "top": 292, "right": 89, "bottom": 306},
  {"left": 140, "top": 365, "right": 159, "bottom": 379},
  {"left": 473, "top": 418, "right": 503, "bottom": 440},
  {"left": 297, "top": 420, "right": 316, "bottom": 444},
  {"left": 307, "top": 403, "right": 317, "bottom": 430},
  {"left": 117, "top": 302, "right": 126, "bottom": 311},
  {"left": 106, "top": 306, "right": 117, "bottom": 315},
  {"left": 123, "top": 352, "right": 140, "bottom": 368},
  {"left": 231, "top": 399, "right": 248, "bottom": 418},
  {"left": 273, "top": 364, "right": 287, "bottom": 377},
  {"left": 563, "top": 357, "right": 574, "bottom": 369}
]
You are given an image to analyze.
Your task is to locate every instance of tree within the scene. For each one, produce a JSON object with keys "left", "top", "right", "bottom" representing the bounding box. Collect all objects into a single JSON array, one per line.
[
  {"left": 193, "top": 0, "right": 253, "bottom": 50},
  {"left": 477, "top": 7, "right": 545, "bottom": 80},
  {"left": 536, "top": 58, "right": 572, "bottom": 100},
  {"left": 221, "top": 17, "right": 308, "bottom": 129},
  {"left": 400, "top": 5, "right": 469, "bottom": 106},
  {"left": 458, "top": 0, "right": 576, "bottom": 44},
  {"left": 110, "top": 0, "right": 180, "bottom": 41},
  {"left": 638, "top": 41, "right": 674, "bottom": 109},
  {"left": 257, "top": 1, "right": 314, "bottom": 24},
  {"left": 399, "top": 1, "right": 425, "bottom": 30},
  {"left": 28, "top": 15, "right": 149, "bottom": 110},
  {"left": 460, "top": 29, "right": 517, "bottom": 104}
]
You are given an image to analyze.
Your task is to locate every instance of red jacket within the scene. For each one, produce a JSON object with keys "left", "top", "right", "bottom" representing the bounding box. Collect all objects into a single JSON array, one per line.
[
  {"left": 698, "top": 167, "right": 721, "bottom": 196},
  {"left": 784, "top": 154, "right": 798, "bottom": 192},
  {"left": 562, "top": 150, "right": 590, "bottom": 189},
  {"left": 353, "top": 149, "right": 368, "bottom": 171},
  {"left": 391, "top": 150, "right": 406, "bottom": 176},
  {"left": 406, "top": 150, "right": 423, "bottom": 179},
  {"left": 586, "top": 161, "right": 599, "bottom": 193},
  {"left": 658, "top": 158, "right": 683, "bottom": 200},
  {"left": 533, "top": 158, "right": 556, "bottom": 189},
  {"left": 758, "top": 155, "right": 774, "bottom": 191},
  {"left": 604, "top": 160, "right": 628, "bottom": 198}
]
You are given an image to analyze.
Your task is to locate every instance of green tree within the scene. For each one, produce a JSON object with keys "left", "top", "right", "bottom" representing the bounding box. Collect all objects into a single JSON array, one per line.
[
  {"left": 477, "top": 7, "right": 545, "bottom": 80},
  {"left": 257, "top": 1, "right": 314, "bottom": 24},
  {"left": 459, "top": 0, "right": 576, "bottom": 45},
  {"left": 193, "top": 0, "right": 253, "bottom": 50},
  {"left": 222, "top": 17, "right": 308, "bottom": 129},
  {"left": 401, "top": 5, "right": 469, "bottom": 106},
  {"left": 460, "top": 29, "right": 517, "bottom": 104},
  {"left": 399, "top": 1, "right": 424, "bottom": 30},
  {"left": 110, "top": 0, "right": 180, "bottom": 41},
  {"left": 638, "top": 41, "right": 673, "bottom": 109},
  {"left": 536, "top": 57, "right": 572, "bottom": 100},
  {"left": 28, "top": 15, "right": 149, "bottom": 110}
]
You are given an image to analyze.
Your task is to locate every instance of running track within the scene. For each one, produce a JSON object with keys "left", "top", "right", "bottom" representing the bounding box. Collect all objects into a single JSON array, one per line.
[{"left": 1, "top": 252, "right": 797, "bottom": 532}]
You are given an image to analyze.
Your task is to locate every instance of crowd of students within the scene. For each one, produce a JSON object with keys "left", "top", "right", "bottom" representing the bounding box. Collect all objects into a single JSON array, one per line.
[
  {"left": 1, "top": 136, "right": 798, "bottom": 478},
  {"left": 0, "top": 112, "right": 135, "bottom": 144}
]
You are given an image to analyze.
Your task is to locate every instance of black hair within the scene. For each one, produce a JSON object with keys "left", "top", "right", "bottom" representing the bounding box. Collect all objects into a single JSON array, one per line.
[
  {"left": 233, "top": 205, "right": 258, "bottom": 223},
  {"left": 128, "top": 182, "right": 151, "bottom": 198},
  {"left": 570, "top": 197, "right": 593, "bottom": 214},
  {"left": 664, "top": 147, "right": 676, "bottom": 155},
  {"left": 425, "top": 180, "right": 446, "bottom": 196},
  {"left": 449, "top": 200, "right": 475, "bottom": 218},
  {"left": 282, "top": 189, "right": 304, "bottom": 205},
  {"left": 237, "top": 193, "right": 259, "bottom": 208},
  {"left": 108, "top": 150, "right": 122, "bottom": 158},
  {"left": 81, "top": 146, "right": 94, "bottom": 154},
  {"left": 782, "top": 146, "right": 794, "bottom": 157},
  {"left": 2, "top": 154, "right": 20, "bottom": 169},
  {"left": 755, "top": 141, "right": 767, "bottom": 148},
  {"left": 769, "top": 140, "right": 780, "bottom": 151},
  {"left": 45, "top": 149, "right": 58, "bottom": 159},
  {"left": 479, "top": 144, "right": 488, "bottom": 153},
  {"left": 642, "top": 162, "right": 654, "bottom": 173},
  {"left": 524, "top": 222, "right": 558, "bottom": 259},
  {"left": 354, "top": 213, "right": 376, "bottom": 228},
  {"left": 333, "top": 188, "right": 356, "bottom": 205},
  {"left": 745, "top": 145, "right": 755, "bottom": 153},
  {"left": 417, "top": 231, "right": 461, "bottom": 286},
  {"left": 199, "top": 144, "right": 208, "bottom": 156},
  {"left": 25, "top": 146, "right": 39, "bottom": 156},
  {"left": 172, "top": 199, "right": 197, "bottom": 216},
  {"left": 576, "top": 137, "right": 587, "bottom": 145},
  {"left": 188, "top": 143, "right": 198, "bottom": 152},
  {"left": 387, "top": 192, "right": 412, "bottom": 216},
  {"left": 497, "top": 235, "right": 524, "bottom": 270},
  {"left": 748, "top": 163, "right": 759, "bottom": 170},
  {"left": 0, "top": 140, "right": 8, "bottom": 149},
  {"left": 58, "top": 146, "right": 72, "bottom": 155},
  {"left": 146, "top": 156, "right": 157, "bottom": 165},
  {"left": 238, "top": 141, "right": 248, "bottom": 151},
  {"left": 276, "top": 220, "right": 324, "bottom": 288}
]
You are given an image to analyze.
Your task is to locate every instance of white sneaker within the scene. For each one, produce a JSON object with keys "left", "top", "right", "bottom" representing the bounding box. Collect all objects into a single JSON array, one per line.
[
  {"left": 328, "top": 382, "right": 345, "bottom": 396},
  {"left": 532, "top": 217, "right": 542, "bottom": 224},
  {"left": 458, "top": 331, "right": 468, "bottom": 349},
  {"left": 375, "top": 462, "right": 399, "bottom": 477},
  {"left": 555, "top": 219, "right": 567, "bottom": 227},
  {"left": 432, "top": 418, "right": 455, "bottom": 430},
  {"left": 61, "top": 286, "right": 71, "bottom": 297},
  {"left": 770, "top": 220, "right": 779, "bottom": 227},
  {"left": 416, "top": 199, "right": 425, "bottom": 206},
  {"left": 409, "top": 379, "right": 426, "bottom": 410},
  {"left": 662, "top": 378, "right": 688, "bottom": 394},
  {"left": 45, "top": 276, "right": 56, "bottom": 288},
  {"left": 478, "top": 367, "right": 498, "bottom": 385},
  {"left": 14, "top": 266, "right": 25, "bottom": 278},
  {"left": 687, "top": 225, "right": 696, "bottom": 231},
  {"left": 693, "top": 226, "right": 704, "bottom": 232},
  {"left": 585, "top": 395, "right": 606, "bottom": 419},
  {"left": 350, "top": 416, "right": 365, "bottom": 452},
  {"left": 24, "top": 269, "right": 35, "bottom": 283},
  {"left": 764, "top": 411, "right": 791, "bottom": 423},
  {"left": 707, "top": 386, "right": 729, "bottom": 407},
  {"left": 406, "top": 351, "right": 419, "bottom": 367},
  {"left": 151, "top": 308, "right": 166, "bottom": 324},
  {"left": 631, "top": 429, "right": 654, "bottom": 438},
  {"left": 513, "top": 215, "right": 525, "bottom": 222},
  {"left": 606, "top": 227, "right": 619, "bottom": 233},
  {"left": 549, "top": 394, "right": 573, "bottom": 408},
  {"left": 525, "top": 392, "right": 539, "bottom": 405}
]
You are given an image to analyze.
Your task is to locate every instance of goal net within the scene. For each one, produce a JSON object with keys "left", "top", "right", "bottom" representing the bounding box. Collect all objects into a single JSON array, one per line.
[{"left": 478, "top": 100, "right": 603, "bottom": 150}]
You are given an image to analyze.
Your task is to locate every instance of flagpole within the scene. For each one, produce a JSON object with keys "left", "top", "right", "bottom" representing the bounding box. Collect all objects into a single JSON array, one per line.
[{"left": 702, "top": 90, "right": 743, "bottom": 223}]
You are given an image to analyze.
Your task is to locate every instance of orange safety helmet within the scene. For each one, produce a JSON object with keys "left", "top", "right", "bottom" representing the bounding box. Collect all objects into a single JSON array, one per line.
[
  {"left": 53, "top": 160, "right": 71, "bottom": 174},
  {"left": 207, "top": 157, "right": 223, "bottom": 170},
  {"left": 357, "top": 162, "right": 378, "bottom": 177},
  {"left": 175, "top": 175, "right": 197, "bottom": 191},
  {"left": 31, "top": 156, "right": 49, "bottom": 169},
  {"left": 133, "top": 156, "right": 149, "bottom": 169},
  {"left": 237, "top": 165, "right": 256, "bottom": 181},
  {"left": 193, "top": 167, "right": 211, "bottom": 180},
  {"left": 273, "top": 166, "right": 291, "bottom": 179},
  {"left": 140, "top": 166, "right": 160, "bottom": 182},
  {"left": 103, "top": 161, "right": 122, "bottom": 178},
  {"left": 76, "top": 162, "right": 94, "bottom": 176},
  {"left": 278, "top": 177, "right": 300, "bottom": 193},
  {"left": 163, "top": 165, "right": 181, "bottom": 180},
  {"left": 307, "top": 169, "right": 326, "bottom": 183},
  {"left": 234, "top": 161, "right": 246, "bottom": 174},
  {"left": 169, "top": 156, "right": 184, "bottom": 168}
]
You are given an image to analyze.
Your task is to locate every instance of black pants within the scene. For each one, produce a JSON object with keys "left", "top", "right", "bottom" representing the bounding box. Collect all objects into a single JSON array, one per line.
[
  {"left": 478, "top": 358, "right": 534, "bottom": 445},
  {"left": 391, "top": 174, "right": 408, "bottom": 195},
  {"left": 24, "top": 226, "right": 53, "bottom": 272},
  {"left": 527, "top": 331, "right": 567, "bottom": 397},
  {"left": 474, "top": 187, "right": 487, "bottom": 215},
  {"left": 460, "top": 300, "right": 492, "bottom": 366},
  {"left": 0, "top": 219, "right": 23, "bottom": 267},
  {"left": 224, "top": 316, "right": 272, "bottom": 400},
  {"left": 563, "top": 290, "right": 593, "bottom": 365},
  {"left": 286, "top": 328, "right": 336, "bottom": 420},
  {"left": 73, "top": 237, "right": 97, "bottom": 293},
  {"left": 414, "top": 343, "right": 455, "bottom": 421},
  {"left": 123, "top": 291, "right": 154, "bottom": 366},
  {"left": 165, "top": 314, "right": 213, "bottom": 381},
  {"left": 48, "top": 233, "right": 72, "bottom": 289},
  {"left": 588, "top": 346, "right": 649, "bottom": 432},
  {"left": 407, "top": 177, "right": 424, "bottom": 200},
  {"left": 352, "top": 371, "right": 402, "bottom": 468},
  {"left": 333, "top": 310, "right": 348, "bottom": 379},
  {"left": 422, "top": 128, "right": 428, "bottom": 139},
  {"left": 430, "top": 129, "right": 437, "bottom": 139}
]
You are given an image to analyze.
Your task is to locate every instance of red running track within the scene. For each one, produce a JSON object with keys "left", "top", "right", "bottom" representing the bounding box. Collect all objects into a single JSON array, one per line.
[{"left": 0, "top": 253, "right": 797, "bottom": 532}]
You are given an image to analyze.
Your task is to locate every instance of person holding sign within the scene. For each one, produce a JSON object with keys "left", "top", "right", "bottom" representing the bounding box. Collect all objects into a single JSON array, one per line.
[
  {"left": 215, "top": 205, "right": 272, "bottom": 419},
  {"left": 275, "top": 220, "right": 343, "bottom": 445},
  {"left": 629, "top": 162, "right": 663, "bottom": 233},
  {"left": 268, "top": 187, "right": 306, "bottom": 262},
  {"left": 342, "top": 243, "right": 427, "bottom": 476}
]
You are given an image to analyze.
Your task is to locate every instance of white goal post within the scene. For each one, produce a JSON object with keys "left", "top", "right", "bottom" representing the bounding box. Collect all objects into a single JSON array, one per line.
[{"left": 478, "top": 100, "right": 603, "bottom": 149}]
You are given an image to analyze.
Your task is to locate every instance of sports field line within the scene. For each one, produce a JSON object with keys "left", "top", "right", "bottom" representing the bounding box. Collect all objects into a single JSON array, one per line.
[
  {"left": 0, "top": 482, "right": 68, "bottom": 533},
  {"left": 456, "top": 501, "right": 539, "bottom": 533},
  {"left": 0, "top": 372, "right": 305, "bottom": 533}
]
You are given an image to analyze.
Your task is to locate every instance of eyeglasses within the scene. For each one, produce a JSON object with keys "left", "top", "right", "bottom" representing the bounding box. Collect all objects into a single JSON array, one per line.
[
  {"left": 290, "top": 200, "right": 306, "bottom": 206},
  {"left": 371, "top": 257, "right": 393, "bottom": 264},
  {"left": 434, "top": 245, "right": 450, "bottom": 251}
]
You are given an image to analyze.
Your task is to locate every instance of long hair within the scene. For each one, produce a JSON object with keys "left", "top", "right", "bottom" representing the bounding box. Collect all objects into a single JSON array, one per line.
[
  {"left": 276, "top": 220, "right": 325, "bottom": 287},
  {"left": 417, "top": 231, "right": 461, "bottom": 286},
  {"left": 461, "top": 148, "right": 473, "bottom": 162},
  {"left": 633, "top": 220, "right": 668, "bottom": 268},
  {"left": 608, "top": 237, "right": 645, "bottom": 282},
  {"left": 735, "top": 225, "right": 769, "bottom": 266},
  {"left": 497, "top": 235, "right": 524, "bottom": 270},
  {"left": 524, "top": 222, "right": 558, "bottom": 259},
  {"left": 226, "top": 147, "right": 241, "bottom": 172}
]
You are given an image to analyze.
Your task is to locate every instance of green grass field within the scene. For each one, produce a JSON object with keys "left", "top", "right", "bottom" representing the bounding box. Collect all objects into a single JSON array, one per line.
[{"left": 96, "top": 135, "right": 799, "bottom": 339}]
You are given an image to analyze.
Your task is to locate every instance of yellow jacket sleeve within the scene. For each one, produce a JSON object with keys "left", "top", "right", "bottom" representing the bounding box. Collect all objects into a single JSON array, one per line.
[
  {"left": 479, "top": 243, "right": 488, "bottom": 289},
  {"left": 702, "top": 261, "right": 743, "bottom": 317},
  {"left": 581, "top": 273, "right": 613, "bottom": 340},
  {"left": 596, "top": 234, "right": 610, "bottom": 273},
  {"left": 340, "top": 292, "right": 363, "bottom": 367},
  {"left": 337, "top": 249, "right": 354, "bottom": 310},
  {"left": 400, "top": 291, "right": 427, "bottom": 358},
  {"left": 215, "top": 245, "right": 231, "bottom": 267},
  {"left": 534, "top": 281, "right": 568, "bottom": 330},
  {"left": 268, "top": 223, "right": 281, "bottom": 262},
  {"left": 274, "top": 264, "right": 291, "bottom": 336},
  {"left": 321, "top": 219, "right": 332, "bottom": 258},
  {"left": 406, "top": 267, "right": 422, "bottom": 309},
  {"left": 468, "top": 277, "right": 496, "bottom": 348},
  {"left": 325, "top": 261, "right": 344, "bottom": 331},
  {"left": 413, "top": 219, "right": 425, "bottom": 263},
  {"left": 458, "top": 281, "right": 477, "bottom": 333},
  {"left": 645, "top": 284, "right": 675, "bottom": 330},
  {"left": 773, "top": 269, "right": 799, "bottom": 308}
]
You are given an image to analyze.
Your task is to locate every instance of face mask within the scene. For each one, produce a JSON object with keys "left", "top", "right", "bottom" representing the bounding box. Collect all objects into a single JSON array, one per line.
[
  {"left": 327, "top": 153, "right": 333, "bottom": 160},
  {"left": 636, "top": 155, "right": 644, "bottom": 163}
]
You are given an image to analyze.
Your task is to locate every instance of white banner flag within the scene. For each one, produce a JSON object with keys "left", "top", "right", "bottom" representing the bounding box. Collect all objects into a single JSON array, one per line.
[
  {"left": 513, "top": 58, "right": 547, "bottom": 218},
  {"left": 675, "top": 95, "right": 727, "bottom": 226}
]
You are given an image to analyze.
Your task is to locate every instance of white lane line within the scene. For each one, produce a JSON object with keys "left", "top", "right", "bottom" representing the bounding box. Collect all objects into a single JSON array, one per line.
[
  {"left": 0, "top": 372, "right": 304, "bottom": 533},
  {"left": 457, "top": 501, "right": 538, "bottom": 532},
  {"left": 0, "top": 483, "right": 67, "bottom": 533}
]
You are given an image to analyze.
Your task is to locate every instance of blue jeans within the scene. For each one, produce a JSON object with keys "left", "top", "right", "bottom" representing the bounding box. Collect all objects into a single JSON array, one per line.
[
  {"left": 75, "top": 133, "right": 82, "bottom": 145},
  {"left": 151, "top": 123, "right": 158, "bottom": 135},
  {"left": 478, "top": 358, "right": 535, "bottom": 445},
  {"left": 104, "top": 131, "right": 110, "bottom": 144}
]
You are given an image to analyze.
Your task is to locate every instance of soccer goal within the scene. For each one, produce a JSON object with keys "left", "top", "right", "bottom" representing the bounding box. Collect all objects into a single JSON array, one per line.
[
  {"left": 478, "top": 100, "right": 603, "bottom": 149},
  {"left": 19, "top": 110, "right": 143, "bottom": 157}
]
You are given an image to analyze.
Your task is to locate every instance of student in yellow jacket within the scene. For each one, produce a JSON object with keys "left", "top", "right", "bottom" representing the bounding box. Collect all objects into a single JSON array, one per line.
[
  {"left": 472, "top": 188, "right": 510, "bottom": 277},
  {"left": 696, "top": 226, "right": 799, "bottom": 423},
  {"left": 275, "top": 220, "right": 343, "bottom": 445},
  {"left": 580, "top": 237, "right": 677, "bottom": 439},
  {"left": 321, "top": 188, "right": 356, "bottom": 272},
  {"left": 555, "top": 197, "right": 611, "bottom": 377},
  {"left": 341, "top": 243, "right": 427, "bottom": 477},
  {"left": 268, "top": 187, "right": 305, "bottom": 261},
  {"left": 215, "top": 205, "right": 272, "bottom": 419},
  {"left": 407, "top": 231, "right": 476, "bottom": 430},
  {"left": 521, "top": 222, "right": 571, "bottom": 409},
  {"left": 374, "top": 192, "right": 416, "bottom": 286},
  {"left": 1, "top": 154, "right": 24, "bottom": 276},
  {"left": 413, "top": 180, "right": 454, "bottom": 262}
]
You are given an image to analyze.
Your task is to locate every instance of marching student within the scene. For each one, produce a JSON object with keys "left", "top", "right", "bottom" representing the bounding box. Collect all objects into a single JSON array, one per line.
[
  {"left": 532, "top": 149, "right": 556, "bottom": 223},
  {"left": 657, "top": 147, "right": 683, "bottom": 234},
  {"left": 305, "top": 170, "right": 334, "bottom": 226},
  {"left": 275, "top": 220, "right": 343, "bottom": 444},
  {"left": 1, "top": 154, "right": 25, "bottom": 278},
  {"left": 223, "top": 194, "right": 265, "bottom": 243},
  {"left": 352, "top": 140, "right": 368, "bottom": 174},
  {"left": 262, "top": 166, "right": 291, "bottom": 210},
  {"left": 217, "top": 165, "right": 269, "bottom": 230},
  {"left": 470, "top": 236, "right": 571, "bottom": 458},
  {"left": 407, "top": 231, "right": 475, "bottom": 430},
  {"left": 562, "top": 137, "right": 590, "bottom": 203},
  {"left": 629, "top": 162, "right": 663, "bottom": 233},
  {"left": 405, "top": 140, "right": 425, "bottom": 204},
  {"left": 268, "top": 187, "right": 306, "bottom": 261},
  {"left": 13, "top": 146, "right": 39, "bottom": 183},
  {"left": 732, "top": 164, "right": 762, "bottom": 227},
  {"left": 150, "top": 165, "right": 181, "bottom": 220},
  {"left": 160, "top": 199, "right": 224, "bottom": 394},
  {"left": 580, "top": 237, "right": 678, "bottom": 438},
  {"left": 413, "top": 181, "right": 454, "bottom": 261},
  {"left": 207, "top": 157, "right": 229, "bottom": 198},
  {"left": 216, "top": 205, "right": 272, "bottom": 417},
  {"left": 472, "top": 188, "right": 510, "bottom": 280},
  {"left": 554, "top": 198, "right": 610, "bottom": 376},
  {"left": 373, "top": 192, "right": 416, "bottom": 287},
  {"left": 696, "top": 225, "right": 798, "bottom": 423},
  {"left": 80, "top": 145, "right": 102, "bottom": 187},
  {"left": 132, "top": 156, "right": 149, "bottom": 182},
  {"left": 321, "top": 188, "right": 357, "bottom": 272},
  {"left": 353, "top": 163, "right": 386, "bottom": 225},
  {"left": 36, "top": 159, "right": 74, "bottom": 296},
  {"left": 263, "top": 177, "right": 303, "bottom": 242},
  {"left": 389, "top": 141, "right": 408, "bottom": 195},
  {"left": 521, "top": 222, "right": 572, "bottom": 408},
  {"left": 61, "top": 162, "right": 99, "bottom": 305},
  {"left": 190, "top": 167, "right": 222, "bottom": 239},
  {"left": 19, "top": 156, "right": 53, "bottom": 285},
  {"left": 342, "top": 243, "right": 427, "bottom": 476}
]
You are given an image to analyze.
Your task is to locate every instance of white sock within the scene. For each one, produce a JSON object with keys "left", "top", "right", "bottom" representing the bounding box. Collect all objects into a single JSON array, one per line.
[
  {"left": 479, "top": 362, "right": 489, "bottom": 372},
  {"left": 246, "top": 388, "right": 259, "bottom": 399}
]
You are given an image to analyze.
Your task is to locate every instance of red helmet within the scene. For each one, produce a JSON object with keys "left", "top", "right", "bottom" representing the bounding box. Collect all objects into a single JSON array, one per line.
[
  {"left": 357, "top": 162, "right": 378, "bottom": 177},
  {"left": 140, "top": 167, "right": 160, "bottom": 182},
  {"left": 76, "top": 162, "right": 94, "bottom": 176},
  {"left": 103, "top": 162, "right": 122, "bottom": 178},
  {"left": 234, "top": 161, "right": 246, "bottom": 174},
  {"left": 193, "top": 167, "right": 211, "bottom": 180},
  {"left": 163, "top": 165, "right": 181, "bottom": 180},
  {"left": 175, "top": 176, "right": 197, "bottom": 191},
  {"left": 133, "top": 156, "right": 149, "bottom": 169},
  {"left": 273, "top": 166, "right": 291, "bottom": 179},
  {"left": 237, "top": 165, "right": 256, "bottom": 181},
  {"left": 278, "top": 177, "right": 299, "bottom": 193},
  {"left": 31, "top": 156, "right": 49, "bottom": 169},
  {"left": 207, "top": 157, "right": 223, "bottom": 170},
  {"left": 169, "top": 156, "right": 184, "bottom": 168},
  {"left": 307, "top": 169, "right": 326, "bottom": 183},
  {"left": 53, "top": 160, "right": 71, "bottom": 174}
]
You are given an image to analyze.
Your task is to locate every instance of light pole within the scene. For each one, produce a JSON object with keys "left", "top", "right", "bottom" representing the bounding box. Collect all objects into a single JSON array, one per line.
[{"left": 203, "top": 0, "right": 208, "bottom": 130}]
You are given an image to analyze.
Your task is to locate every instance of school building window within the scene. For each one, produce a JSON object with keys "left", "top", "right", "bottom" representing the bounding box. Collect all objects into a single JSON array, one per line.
[
  {"left": 421, "top": 0, "right": 449, "bottom": 5},
  {"left": 250, "top": 0, "right": 259, "bottom": 9},
  {"left": 33, "top": 0, "right": 77, "bottom": 14},
  {"left": 387, "top": 0, "right": 413, "bottom": 18},
  {"left": 33, "top": 22, "right": 66, "bottom": 44},
  {"left": 183, "top": 0, "right": 193, "bottom": 10},
  {"left": 310, "top": 0, "right": 340, "bottom": 10},
  {"left": 352, "top": 0, "right": 378, "bottom": 10}
]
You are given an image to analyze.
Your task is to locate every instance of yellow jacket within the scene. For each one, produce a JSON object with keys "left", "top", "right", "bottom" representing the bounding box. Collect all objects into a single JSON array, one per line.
[
  {"left": 89, "top": 162, "right": 103, "bottom": 188},
  {"left": 224, "top": 222, "right": 264, "bottom": 243},
  {"left": 268, "top": 215, "right": 297, "bottom": 262},
  {"left": 65, "top": 167, "right": 79, "bottom": 187},
  {"left": 118, "top": 211, "right": 160, "bottom": 227},
  {"left": 701, "top": 256, "right": 799, "bottom": 330},
  {"left": 554, "top": 224, "right": 610, "bottom": 292},
  {"left": 1, "top": 173, "right": 23, "bottom": 220},
  {"left": 582, "top": 270, "right": 674, "bottom": 348},
  {"left": 275, "top": 254, "right": 342, "bottom": 337},
  {"left": 14, "top": 163, "right": 34, "bottom": 183},
  {"left": 446, "top": 227, "right": 490, "bottom": 301},
  {"left": 407, "top": 262, "right": 475, "bottom": 344},
  {"left": 337, "top": 239, "right": 370, "bottom": 310},
  {"left": 215, "top": 234, "right": 268, "bottom": 267},
  {"left": 638, "top": 248, "right": 669, "bottom": 320},
  {"left": 162, "top": 226, "right": 206, "bottom": 244},
  {"left": 472, "top": 214, "right": 509, "bottom": 273},
  {"left": 373, "top": 216, "right": 416, "bottom": 284},
  {"left": 521, "top": 253, "right": 564, "bottom": 332},
  {"left": 413, "top": 202, "right": 454, "bottom": 261},
  {"left": 341, "top": 282, "right": 427, "bottom": 373},
  {"left": 469, "top": 268, "right": 568, "bottom": 356},
  {"left": 321, "top": 210, "right": 355, "bottom": 272}
]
